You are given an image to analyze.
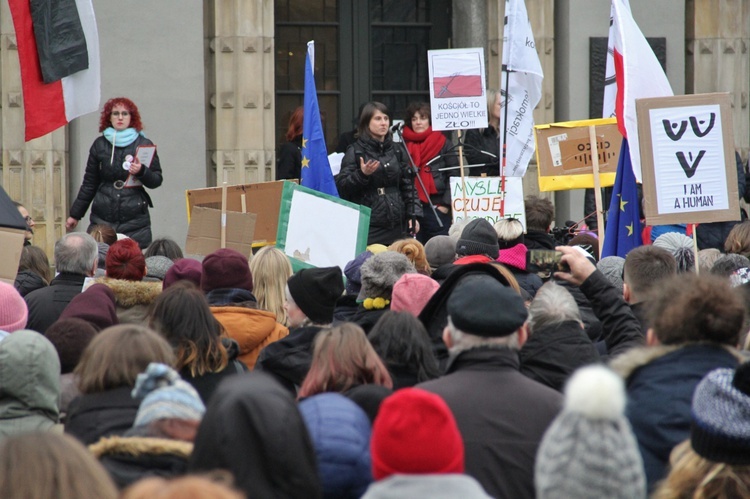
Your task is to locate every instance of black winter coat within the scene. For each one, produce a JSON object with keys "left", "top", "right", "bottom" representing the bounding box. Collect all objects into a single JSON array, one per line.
[
  {"left": 276, "top": 136, "right": 302, "bottom": 180},
  {"left": 463, "top": 127, "right": 499, "bottom": 176},
  {"left": 418, "top": 348, "right": 562, "bottom": 499},
  {"left": 65, "top": 386, "right": 140, "bottom": 445},
  {"left": 14, "top": 269, "right": 47, "bottom": 297},
  {"left": 70, "top": 135, "right": 163, "bottom": 248},
  {"left": 337, "top": 135, "right": 422, "bottom": 245},
  {"left": 519, "top": 320, "right": 600, "bottom": 392},
  {"left": 24, "top": 272, "right": 87, "bottom": 334},
  {"left": 255, "top": 325, "right": 324, "bottom": 395}
]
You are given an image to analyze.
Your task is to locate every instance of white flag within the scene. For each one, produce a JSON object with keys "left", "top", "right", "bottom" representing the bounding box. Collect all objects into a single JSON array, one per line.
[
  {"left": 601, "top": 0, "right": 630, "bottom": 119},
  {"left": 612, "top": 0, "right": 673, "bottom": 182},
  {"left": 499, "top": 0, "right": 544, "bottom": 177}
]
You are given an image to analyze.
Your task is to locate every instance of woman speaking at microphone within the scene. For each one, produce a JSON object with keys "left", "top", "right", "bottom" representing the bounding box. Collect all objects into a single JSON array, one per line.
[
  {"left": 336, "top": 101, "right": 421, "bottom": 245},
  {"left": 401, "top": 101, "right": 457, "bottom": 243},
  {"left": 66, "top": 97, "right": 163, "bottom": 249}
]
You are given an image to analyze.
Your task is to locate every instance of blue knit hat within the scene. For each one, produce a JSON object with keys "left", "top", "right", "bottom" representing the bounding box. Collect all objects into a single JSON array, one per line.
[
  {"left": 131, "top": 363, "right": 206, "bottom": 427},
  {"left": 691, "top": 363, "right": 750, "bottom": 465}
]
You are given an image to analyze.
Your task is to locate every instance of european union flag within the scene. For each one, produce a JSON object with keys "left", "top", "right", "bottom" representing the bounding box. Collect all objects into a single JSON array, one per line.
[
  {"left": 602, "top": 138, "right": 641, "bottom": 258},
  {"left": 301, "top": 41, "right": 338, "bottom": 197}
]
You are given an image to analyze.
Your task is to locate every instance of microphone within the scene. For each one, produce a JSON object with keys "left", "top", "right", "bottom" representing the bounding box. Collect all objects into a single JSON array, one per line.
[
  {"left": 426, "top": 155, "right": 442, "bottom": 166},
  {"left": 477, "top": 150, "right": 497, "bottom": 158},
  {"left": 390, "top": 122, "right": 405, "bottom": 132}
]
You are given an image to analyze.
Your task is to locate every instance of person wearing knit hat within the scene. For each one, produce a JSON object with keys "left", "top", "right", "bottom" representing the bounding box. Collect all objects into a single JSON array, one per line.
[
  {"left": 363, "top": 388, "right": 491, "bottom": 499},
  {"left": 454, "top": 218, "right": 500, "bottom": 262},
  {"left": 351, "top": 252, "right": 417, "bottom": 334},
  {"left": 596, "top": 256, "right": 625, "bottom": 295},
  {"left": 200, "top": 248, "right": 254, "bottom": 296},
  {"left": 390, "top": 273, "right": 439, "bottom": 317},
  {"left": 0, "top": 281, "right": 28, "bottom": 332},
  {"left": 653, "top": 231, "right": 695, "bottom": 272},
  {"left": 59, "top": 283, "right": 119, "bottom": 331},
  {"left": 424, "top": 235, "right": 456, "bottom": 269},
  {"left": 88, "top": 363, "right": 206, "bottom": 489},
  {"left": 535, "top": 365, "right": 646, "bottom": 499},
  {"left": 417, "top": 273, "right": 562, "bottom": 498},
  {"left": 653, "top": 363, "right": 750, "bottom": 498},
  {"left": 201, "top": 248, "right": 287, "bottom": 370},
  {"left": 286, "top": 266, "right": 344, "bottom": 326},
  {"left": 144, "top": 255, "right": 174, "bottom": 281},
  {"left": 162, "top": 258, "right": 202, "bottom": 290},
  {"left": 494, "top": 218, "right": 543, "bottom": 298}
]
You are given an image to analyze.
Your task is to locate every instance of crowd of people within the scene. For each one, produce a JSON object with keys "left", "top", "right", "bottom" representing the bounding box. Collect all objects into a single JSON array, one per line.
[{"left": 5, "top": 187, "right": 750, "bottom": 498}]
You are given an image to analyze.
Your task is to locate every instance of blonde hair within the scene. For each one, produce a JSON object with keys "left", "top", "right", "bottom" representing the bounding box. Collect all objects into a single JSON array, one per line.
[
  {"left": 0, "top": 432, "right": 118, "bottom": 499},
  {"left": 389, "top": 238, "right": 431, "bottom": 275},
  {"left": 653, "top": 440, "right": 750, "bottom": 499},
  {"left": 249, "top": 246, "right": 293, "bottom": 325},
  {"left": 121, "top": 474, "right": 245, "bottom": 499},
  {"left": 488, "top": 262, "right": 522, "bottom": 295}
]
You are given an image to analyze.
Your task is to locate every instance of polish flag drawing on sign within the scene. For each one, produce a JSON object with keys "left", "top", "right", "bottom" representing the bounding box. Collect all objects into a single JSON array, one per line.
[
  {"left": 8, "top": 0, "right": 101, "bottom": 142},
  {"left": 432, "top": 53, "right": 483, "bottom": 99}
]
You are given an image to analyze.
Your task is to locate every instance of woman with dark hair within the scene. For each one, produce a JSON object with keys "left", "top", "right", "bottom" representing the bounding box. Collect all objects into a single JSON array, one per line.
[
  {"left": 149, "top": 282, "right": 245, "bottom": 403},
  {"left": 144, "top": 237, "right": 184, "bottom": 261},
  {"left": 65, "top": 325, "right": 175, "bottom": 445},
  {"left": 368, "top": 311, "right": 440, "bottom": 389},
  {"left": 298, "top": 323, "right": 393, "bottom": 399},
  {"left": 463, "top": 89, "right": 501, "bottom": 177},
  {"left": 336, "top": 101, "right": 422, "bottom": 245},
  {"left": 67, "top": 97, "right": 163, "bottom": 249},
  {"left": 277, "top": 106, "right": 304, "bottom": 180},
  {"left": 14, "top": 244, "right": 51, "bottom": 297},
  {"left": 402, "top": 102, "right": 457, "bottom": 243}
]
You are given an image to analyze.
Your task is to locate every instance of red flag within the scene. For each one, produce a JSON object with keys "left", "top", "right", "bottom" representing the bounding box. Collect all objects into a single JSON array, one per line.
[
  {"left": 8, "top": 0, "right": 100, "bottom": 141},
  {"left": 611, "top": 0, "right": 672, "bottom": 182}
]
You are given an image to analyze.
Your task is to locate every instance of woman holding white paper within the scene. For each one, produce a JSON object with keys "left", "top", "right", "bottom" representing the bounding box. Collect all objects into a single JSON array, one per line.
[{"left": 67, "top": 97, "right": 163, "bottom": 248}]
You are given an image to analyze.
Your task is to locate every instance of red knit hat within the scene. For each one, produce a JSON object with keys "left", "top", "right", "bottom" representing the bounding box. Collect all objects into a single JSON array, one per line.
[
  {"left": 106, "top": 238, "right": 146, "bottom": 281},
  {"left": 200, "top": 248, "right": 253, "bottom": 293},
  {"left": 370, "top": 388, "right": 464, "bottom": 480}
]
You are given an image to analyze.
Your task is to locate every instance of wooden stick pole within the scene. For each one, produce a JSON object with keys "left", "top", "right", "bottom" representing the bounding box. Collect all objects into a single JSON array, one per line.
[
  {"left": 221, "top": 182, "right": 228, "bottom": 249},
  {"left": 457, "top": 129, "right": 468, "bottom": 219},
  {"left": 589, "top": 125, "right": 605, "bottom": 256},
  {"left": 691, "top": 223, "right": 699, "bottom": 274}
]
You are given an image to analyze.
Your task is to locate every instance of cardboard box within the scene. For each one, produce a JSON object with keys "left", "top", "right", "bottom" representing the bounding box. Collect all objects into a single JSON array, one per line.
[
  {"left": 534, "top": 118, "right": 622, "bottom": 191},
  {"left": 185, "top": 207, "right": 257, "bottom": 258},
  {"left": 0, "top": 228, "right": 25, "bottom": 285},
  {"left": 186, "top": 180, "right": 294, "bottom": 245}
]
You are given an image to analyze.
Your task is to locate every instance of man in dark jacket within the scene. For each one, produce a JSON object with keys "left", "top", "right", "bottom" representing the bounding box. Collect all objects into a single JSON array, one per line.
[
  {"left": 523, "top": 195, "right": 556, "bottom": 250},
  {"left": 25, "top": 232, "right": 98, "bottom": 334},
  {"left": 622, "top": 245, "right": 677, "bottom": 333},
  {"left": 418, "top": 276, "right": 562, "bottom": 499}
]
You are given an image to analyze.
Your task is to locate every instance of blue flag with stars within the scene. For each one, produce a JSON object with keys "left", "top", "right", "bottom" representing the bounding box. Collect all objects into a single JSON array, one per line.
[
  {"left": 602, "top": 137, "right": 641, "bottom": 258},
  {"left": 301, "top": 41, "right": 338, "bottom": 197}
]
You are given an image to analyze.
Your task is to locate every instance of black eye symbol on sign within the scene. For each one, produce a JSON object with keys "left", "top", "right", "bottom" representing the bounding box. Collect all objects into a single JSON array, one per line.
[{"left": 662, "top": 113, "right": 716, "bottom": 141}]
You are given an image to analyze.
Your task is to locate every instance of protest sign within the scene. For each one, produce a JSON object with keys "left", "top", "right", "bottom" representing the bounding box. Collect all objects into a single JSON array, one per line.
[
  {"left": 186, "top": 180, "right": 294, "bottom": 245},
  {"left": 427, "top": 48, "right": 488, "bottom": 131},
  {"left": 534, "top": 118, "right": 621, "bottom": 191},
  {"left": 450, "top": 176, "right": 526, "bottom": 229},
  {"left": 637, "top": 93, "right": 739, "bottom": 225},
  {"left": 276, "top": 182, "right": 370, "bottom": 272}
]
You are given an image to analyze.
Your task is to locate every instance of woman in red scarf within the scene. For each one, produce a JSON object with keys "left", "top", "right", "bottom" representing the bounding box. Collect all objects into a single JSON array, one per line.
[{"left": 402, "top": 102, "right": 458, "bottom": 244}]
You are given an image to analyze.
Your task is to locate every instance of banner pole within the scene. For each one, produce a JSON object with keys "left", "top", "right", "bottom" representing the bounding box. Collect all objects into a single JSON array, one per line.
[
  {"left": 691, "top": 223, "right": 699, "bottom": 274},
  {"left": 589, "top": 125, "right": 605, "bottom": 256},
  {"left": 221, "top": 182, "right": 228, "bottom": 249},
  {"left": 458, "top": 129, "right": 468, "bottom": 219}
]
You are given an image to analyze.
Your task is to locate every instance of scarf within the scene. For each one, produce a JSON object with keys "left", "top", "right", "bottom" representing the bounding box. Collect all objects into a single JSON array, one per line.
[
  {"left": 103, "top": 127, "right": 143, "bottom": 147},
  {"left": 402, "top": 126, "right": 445, "bottom": 204}
]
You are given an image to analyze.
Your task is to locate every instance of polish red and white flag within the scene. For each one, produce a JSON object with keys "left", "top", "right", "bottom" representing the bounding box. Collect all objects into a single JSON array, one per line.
[{"left": 8, "top": 0, "right": 100, "bottom": 142}]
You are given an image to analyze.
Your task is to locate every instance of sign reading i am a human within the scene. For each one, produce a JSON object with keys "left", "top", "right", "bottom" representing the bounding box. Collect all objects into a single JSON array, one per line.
[
  {"left": 636, "top": 93, "right": 740, "bottom": 225},
  {"left": 427, "top": 48, "right": 489, "bottom": 131}
]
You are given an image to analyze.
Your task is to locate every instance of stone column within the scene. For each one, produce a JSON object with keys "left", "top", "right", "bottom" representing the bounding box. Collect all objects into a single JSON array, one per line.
[
  {"left": 686, "top": 0, "right": 749, "bottom": 162},
  {"left": 205, "top": 0, "right": 276, "bottom": 186},
  {"left": 0, "top": 1, "right": 66, "bottom": 258}
]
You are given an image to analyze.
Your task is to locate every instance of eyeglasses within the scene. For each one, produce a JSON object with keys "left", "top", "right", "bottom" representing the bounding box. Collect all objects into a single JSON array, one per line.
[{"left": 111, "top": 111, "right": 130, "bottom": 117}]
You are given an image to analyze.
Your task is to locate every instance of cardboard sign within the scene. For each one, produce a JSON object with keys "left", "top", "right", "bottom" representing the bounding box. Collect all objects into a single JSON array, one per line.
[
  {"left": 427, "top": 48, "right": 489, "bottom": 131},
  {"left": 185, "top": 207, "right": 257, "bottom": 258},
  {"left": 0, "top": 228, "right": 25, "bottom": 285},
  {"left": 450, "top": 176, "right": 526, "bottom": 229},
  {"left": 637, "top": 93, "right": 739, "bottom": 225},
  {"left": 534, "top": 118, "right": 621, "bottom": 191},
  {"left": 186, "top": 180, "right": 294, "bottom": 245},
  {"left": 276, "top": 183, "right": 370, "bottom": 272}
]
